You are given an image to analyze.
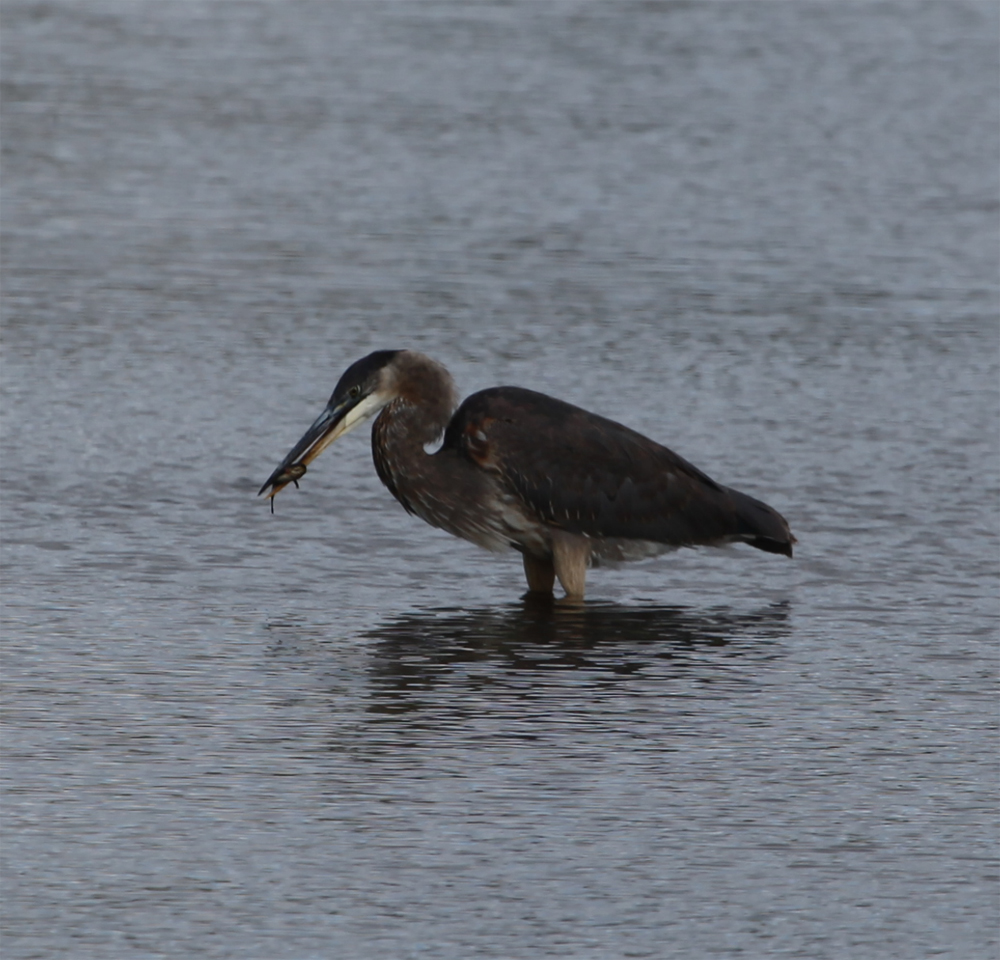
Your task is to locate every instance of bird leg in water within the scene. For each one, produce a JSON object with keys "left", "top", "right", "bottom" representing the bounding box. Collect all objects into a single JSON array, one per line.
[
  {"left": 522, "top": 553, "right": 555, "bottom": 595},
  {"left": 551, "top": 531, "right": 591, "bottom": 601}
]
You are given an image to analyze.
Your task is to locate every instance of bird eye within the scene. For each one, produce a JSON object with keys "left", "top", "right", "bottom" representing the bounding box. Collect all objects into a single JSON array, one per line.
[{"left": 349, "top": 385, "right": 361, "bottom": 399}]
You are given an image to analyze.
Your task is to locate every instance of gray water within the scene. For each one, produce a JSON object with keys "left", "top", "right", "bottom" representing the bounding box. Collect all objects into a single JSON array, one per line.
[{"left": 2, "top": 2, "right": 997, "bottom": 958}]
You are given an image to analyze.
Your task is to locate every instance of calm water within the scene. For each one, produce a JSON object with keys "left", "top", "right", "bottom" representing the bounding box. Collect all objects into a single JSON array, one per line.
[{"left": 2, "top": 2, "right": 997, "bottom": 958}]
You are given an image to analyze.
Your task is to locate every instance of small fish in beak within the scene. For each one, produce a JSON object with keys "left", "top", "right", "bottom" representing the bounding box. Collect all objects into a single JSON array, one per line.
[{"left": 262, "top": 462, "right": 307, "bottom": 513}]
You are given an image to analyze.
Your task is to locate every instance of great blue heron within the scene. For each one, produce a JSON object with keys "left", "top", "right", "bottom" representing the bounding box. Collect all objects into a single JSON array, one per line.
[{"left": 260, "top": 350, "right": 794, "bottom": 599}]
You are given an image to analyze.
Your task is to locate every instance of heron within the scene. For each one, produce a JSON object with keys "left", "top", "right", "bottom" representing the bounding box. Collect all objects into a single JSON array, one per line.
[{"left": 259, "top": 350, "right": 794, "bottom": 600}]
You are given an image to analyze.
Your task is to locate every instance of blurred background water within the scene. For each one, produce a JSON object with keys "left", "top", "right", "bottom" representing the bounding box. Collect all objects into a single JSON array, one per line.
[{"left": 1, "top": 2, "right": 997, "bottom": 958}]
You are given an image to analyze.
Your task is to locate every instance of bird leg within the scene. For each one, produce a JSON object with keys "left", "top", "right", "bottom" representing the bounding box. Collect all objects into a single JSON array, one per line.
[
  {"left": 522, "top": 553, "right": 555, "bottom": 595},
  {"left": 551, "top": 531, "right": 590, "bottom": 601}
]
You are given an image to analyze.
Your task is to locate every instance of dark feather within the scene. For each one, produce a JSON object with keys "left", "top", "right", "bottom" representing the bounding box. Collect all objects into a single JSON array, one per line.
[{"left": 443, "top": 387, "right": 793, "bottom": 555}]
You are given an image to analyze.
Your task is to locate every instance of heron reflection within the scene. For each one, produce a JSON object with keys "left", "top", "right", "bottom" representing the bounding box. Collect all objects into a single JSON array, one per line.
[
  {"left": 363, "top": 600, "right": 791, "bottom": 715},
  {"left": 261, "top": 351, "right": 794, "bottom": 599}
]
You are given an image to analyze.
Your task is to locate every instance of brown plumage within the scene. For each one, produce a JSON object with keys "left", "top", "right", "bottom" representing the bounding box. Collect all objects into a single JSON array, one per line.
[{"left": 260, "top": 350, "right": 794, "bottom": 599}]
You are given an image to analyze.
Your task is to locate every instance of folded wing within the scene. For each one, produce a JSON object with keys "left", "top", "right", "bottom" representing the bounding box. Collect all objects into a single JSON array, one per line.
[{"left": 443, "top": 387, "right": 793, "bottom": 556}]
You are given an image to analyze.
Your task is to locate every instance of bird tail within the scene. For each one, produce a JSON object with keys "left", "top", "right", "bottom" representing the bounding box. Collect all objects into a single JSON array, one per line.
[{"left": 726, "top": 487, "right": 795, "bottom": 557}]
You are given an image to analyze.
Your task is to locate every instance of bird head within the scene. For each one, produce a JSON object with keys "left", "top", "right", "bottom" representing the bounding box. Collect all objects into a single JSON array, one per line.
[{"left": 258, "top": 350, "right": 402, "bottom": 503}]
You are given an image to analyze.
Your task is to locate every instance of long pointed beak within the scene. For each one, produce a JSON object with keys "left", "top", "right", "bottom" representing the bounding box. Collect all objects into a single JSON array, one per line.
[
  {"left": 258, "top": 389, "right": 390, "bottom": 507},
  {"left": 258, "top": 399, "right": 352, "bottom": 503}
]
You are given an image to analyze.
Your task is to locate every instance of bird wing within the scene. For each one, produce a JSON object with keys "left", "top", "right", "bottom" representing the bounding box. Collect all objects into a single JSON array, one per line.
[{"left": 443, "top": 387, "right": 755, "bottom": 547}]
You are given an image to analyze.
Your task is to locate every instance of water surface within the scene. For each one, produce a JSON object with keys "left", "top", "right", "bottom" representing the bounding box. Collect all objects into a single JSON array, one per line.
[{"left": 2, "top": 3, "right": 997, "bottom": 958}]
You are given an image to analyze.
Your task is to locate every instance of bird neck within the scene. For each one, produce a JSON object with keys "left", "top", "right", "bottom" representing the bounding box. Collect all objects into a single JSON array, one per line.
[
  {"left": 382, "top": 350, "right": 458, "bottom": 447},
  {"left": 379, "top": 352, "right": 458, "bottom": 448},
  {"left": 370, "top": 356, "right": 459, "bottom": 510}
]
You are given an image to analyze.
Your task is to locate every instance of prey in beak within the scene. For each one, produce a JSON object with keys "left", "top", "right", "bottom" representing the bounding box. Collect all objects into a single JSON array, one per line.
[
  {"left": 260, "top": 462, "right": 307, "bottom": 512},
  {"left": 258, "top": 358, "right": 398, "bottom": 511}
]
